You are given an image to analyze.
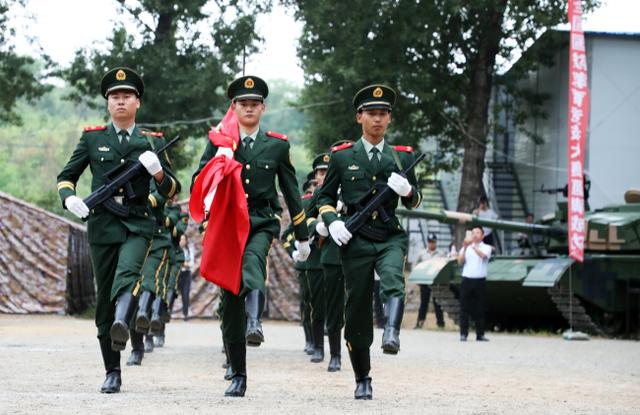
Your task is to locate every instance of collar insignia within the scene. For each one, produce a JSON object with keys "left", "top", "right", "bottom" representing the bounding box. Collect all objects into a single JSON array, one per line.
[
  {"left": 98, "top": 146, "right": 110, "bottom": 152},
  {"left": 348, "top": 164, "right": 360, "bottom": 170}
]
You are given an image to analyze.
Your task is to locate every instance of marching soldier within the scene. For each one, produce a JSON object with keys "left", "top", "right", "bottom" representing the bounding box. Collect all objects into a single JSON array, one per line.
[
  {"left": 316, "top": 85, "right": 421, "bottom": 400},
  {"left": 127, "top": 163, "right": 180, "bottom": 365},
  {"left": 192, "top": 75, "right": 310, "bottom": 397},
  {"left": 56, "top": 67, "right": 179, "bottom": 393}
]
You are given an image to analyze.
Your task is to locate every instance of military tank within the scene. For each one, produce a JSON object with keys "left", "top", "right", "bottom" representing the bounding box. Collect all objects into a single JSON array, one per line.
[{"left": 398, "top": 189, "right": 640, "bottom": 337}]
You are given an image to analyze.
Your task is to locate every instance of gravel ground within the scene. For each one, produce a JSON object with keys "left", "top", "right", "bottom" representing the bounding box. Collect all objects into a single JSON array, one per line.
[{"left": 1, "top": 314, "right": 638, "bottom": 414}]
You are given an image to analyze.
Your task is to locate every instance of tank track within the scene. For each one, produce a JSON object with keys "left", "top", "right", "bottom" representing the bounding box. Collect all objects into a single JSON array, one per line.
[
  {"left": 547, "top": 286, "right": 605, "bottom": 336},
  {"left": 431, "top": 284, "right": 460, "bottom": 324}
]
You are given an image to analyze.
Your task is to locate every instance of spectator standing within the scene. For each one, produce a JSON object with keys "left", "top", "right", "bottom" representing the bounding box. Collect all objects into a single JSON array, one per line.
[
  {"left": 178, "top": 234, "right": 195, "bottom": 321},
  {"left": 413, "top": 233, "right": 445, "bottom": 329}
]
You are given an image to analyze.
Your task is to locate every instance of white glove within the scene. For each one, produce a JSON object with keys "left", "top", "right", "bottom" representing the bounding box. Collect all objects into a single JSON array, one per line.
[
  {"left": 139, "top": 151, "right": 162, "bottom": 175},
  {"left": 328, "top": 220, "right": 352, "bottom": 246},
  {"left": 336, "top": 199, "right": 345, "bottom": 213},
  {"left": 204, "top": 187, "right": 217, "bottom": 213},
  {"left": 215, "top": 147, "right": 234, "bottom": 159},
  {"left": 387, "top": 172, "right": 412, "bottom": 197},
  {"left": 65, "top": 195, "right": 89, "bottom": 219},
  {"left": 316, "top": 221, "right": 329, "bottom": 237},
  {"left": 294, "top": 240, "right": 311, "bottom": 262}
]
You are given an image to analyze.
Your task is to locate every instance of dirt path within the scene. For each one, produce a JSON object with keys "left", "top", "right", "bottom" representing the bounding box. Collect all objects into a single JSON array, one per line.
[{"left": 1, "top": 314, "right": 638, "bottom": 414}]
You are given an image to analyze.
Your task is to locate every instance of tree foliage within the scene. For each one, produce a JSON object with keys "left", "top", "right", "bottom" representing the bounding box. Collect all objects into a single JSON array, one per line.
[
  {"left": 62, "top": 0, "right": 271, "bottom": 170},
  {"left": 288, "top": 0, "right": 600, "bottom": 218},
  {"left": 0, "top": 0, "right": 52, "bottom": 125}
]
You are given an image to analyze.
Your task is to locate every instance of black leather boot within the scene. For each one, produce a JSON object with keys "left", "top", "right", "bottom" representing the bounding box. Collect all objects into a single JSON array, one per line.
[
  {"left": 310, "top": 319, "right": 325, "bottom": 363},
  {"left": 99, "top": 336, "right": 121, "bottom": 393},
  {"left": 127, "top": 329, "right": 144, "bottom": 366},
  {"left": 303, "top": 322, "right": 314, "bottom": 355},
  {"left": 348, "top": 347, "right": 372, "bottom": 400},
  {"left": 164, "top": 289, "right": 176, "bottom": 323},
  {"left": 110, "top": 292, "right": 136, "bottom": 351},
  {"left": 381, "top": 297, "right": 404, "bottom": 355},
  {"left": 245, "top": 289, "right": 265, "bottom": 347},
  {"left": 327, "top": 330, "right": 341, "bottom": 372},
  {"left": 223, "top": 341, "right": 233, "bottom": 380},
  {"left": 224, "top": 342, "right": 247, "bottom": 397},
  {"left": 135, "top": 290, "right": 153, "bottom": 333},
  {"left": 144, "top": 334, "right": 154, "bottom": 353},
  {"left": 150, "top": 297, "right": 164, "bottom": 335}
]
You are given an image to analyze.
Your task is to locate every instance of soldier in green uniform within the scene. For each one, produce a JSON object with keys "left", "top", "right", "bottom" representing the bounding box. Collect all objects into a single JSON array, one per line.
[
  {"left": 192, "top": 75, "right": 310, "bottom": 397},
  {"left": 316, "top": 85, "right": 422, "bottom": 400},
  {"left": 56, "top": 67, "right": 179, "bottom": 393},
  {"left": 282, "top": 177, "right": 316, "bottom": 355},
  {"left": 127, "top": 163, "right": 180, "bottom": 365}
]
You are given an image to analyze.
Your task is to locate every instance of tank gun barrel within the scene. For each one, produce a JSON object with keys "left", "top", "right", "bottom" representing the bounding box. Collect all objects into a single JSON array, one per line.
[{"left": 396, "top": 208, "right": 566, "bottom": 238}]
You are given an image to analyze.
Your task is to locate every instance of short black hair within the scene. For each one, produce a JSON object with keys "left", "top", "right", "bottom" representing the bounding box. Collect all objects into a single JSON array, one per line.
[{"left": 472, "top": 226, "right": 484, "bottom": 235}]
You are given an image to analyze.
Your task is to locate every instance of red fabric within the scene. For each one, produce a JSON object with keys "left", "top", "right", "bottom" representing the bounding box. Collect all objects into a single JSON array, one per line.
[{"left": 189, "top": 105, "right": 248, "bottom": 294}]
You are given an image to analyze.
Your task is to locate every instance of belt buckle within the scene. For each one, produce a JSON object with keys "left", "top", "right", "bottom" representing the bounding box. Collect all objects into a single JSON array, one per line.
[{"left": 113, "top": 196, "right": 124, "bottom": 205}]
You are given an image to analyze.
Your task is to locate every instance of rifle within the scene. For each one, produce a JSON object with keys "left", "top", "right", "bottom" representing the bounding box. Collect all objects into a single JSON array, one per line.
[
  {"left": 344, "top": 152, "right": 426, "bottom": 241},
  {"left": 83, "top": 135, "right": 180, "bottom": 218},
  {"left": 535, "top": 184, "right": 568, "bottom": 197}
]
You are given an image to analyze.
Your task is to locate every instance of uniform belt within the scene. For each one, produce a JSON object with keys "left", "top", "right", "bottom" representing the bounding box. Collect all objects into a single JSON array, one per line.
[
  {"left": 248, "top": 199, "right": 272, "bottom": 210},
  {"left": 113, "top": 195, "right": 147, "bottom": 206}
]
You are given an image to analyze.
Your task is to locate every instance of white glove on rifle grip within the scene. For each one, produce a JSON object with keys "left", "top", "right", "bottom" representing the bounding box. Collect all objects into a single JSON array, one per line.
[
  {"left": 316, "top": 221, "right": 329, "bottom": 237},
  {"left": 215, "top": 147, "right": 234, "bottom": 159},
  {"left": 65, "top": 195, "right": 90, "bottom": 219},
  {"left": 328, "top": 220, "right": 352, "bottom": 246},
  {"left": 294, "top": 240, "right": 311, "bottom": 262},
  {"left": 387, "top": 172, "right": 412, "bottom": 197},
  {"left": 139, "top": 151, "right": 162, "bottom": 176}
]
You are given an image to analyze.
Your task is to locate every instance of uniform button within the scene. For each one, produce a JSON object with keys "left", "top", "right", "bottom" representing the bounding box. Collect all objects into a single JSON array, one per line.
[
  {"left": 121, "top": 159, "right": 125, "bottom": 164},
  {"left": 245, "top": 193, "right": 249, "bottom": 198},
  {"left": 100, "top": 157, "right": 104, "bottom": 161},
  {"left": 119, "top": 188, "right": 123, "bottom": 193},
  {"left": 373, "top": 176, "right": 377, "bottom": 181},
  {"left": 372, "top": 189, "right": 377, "bottom": 194},
  {"left": 246, "top": 164, "right": 250, "bottom": 170},
  {"left": 245, "top": 179, "right": 250, "bottom": 184},
  {"left": 351, "top": 177, "right": 355, "bottom": 181},
  {"left": 144, "top": 212, "right": 148, "bottom": 216},
  {"left": 372, "top": 212, "right": 378, "bottom": 220},
  {"left": 266, "top": 165, "right": 269, "bottom": 169}
]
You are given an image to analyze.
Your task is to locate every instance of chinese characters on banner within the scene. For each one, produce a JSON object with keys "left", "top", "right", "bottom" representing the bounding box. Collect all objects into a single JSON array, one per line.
[{"left": 567, "top": 0, "right": 589, "bottom": 262}]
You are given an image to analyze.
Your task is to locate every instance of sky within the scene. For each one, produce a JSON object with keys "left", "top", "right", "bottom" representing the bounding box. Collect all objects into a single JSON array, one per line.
[{"left": 7, "top": 0, "right": 640, "bottom": 86}]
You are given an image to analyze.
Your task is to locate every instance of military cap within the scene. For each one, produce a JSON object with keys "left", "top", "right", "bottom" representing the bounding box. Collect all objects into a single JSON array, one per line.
[
  {"left": 100, "top": 67, "right": 144, "bottom": 98},
  {"left": 227, "top": 75, "right": 269, "bottom": 101},
  {"left": 352, "top": 84, "right": 396, "bottom": 112},
  {"left": 302, "top": 179, "right": 313, "bottom": 193},
  {"left": 427, "top": 233, "right": 437, "bottom": 242},
  {"left": 306, "top": 171, "right": 316, "bottom": 181},
  {"left": 312, "top": 153, "right": 331, "bottom": 171}
]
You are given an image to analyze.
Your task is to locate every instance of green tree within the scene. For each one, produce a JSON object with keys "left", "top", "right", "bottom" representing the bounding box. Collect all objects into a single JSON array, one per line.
[
  {"left": 288, "top": 0, "right": 600, "bottom": 240},
  {"left": 0, "top": 0, "right": 51, "bottom": 125},
  {"left": 62, "top": 0, "right": 270, "bottom": 170}
]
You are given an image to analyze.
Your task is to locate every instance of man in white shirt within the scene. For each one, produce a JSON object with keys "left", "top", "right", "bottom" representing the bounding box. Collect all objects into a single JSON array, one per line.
[{"left": 457, "top": 227, "right": 492, "bottom": 341}]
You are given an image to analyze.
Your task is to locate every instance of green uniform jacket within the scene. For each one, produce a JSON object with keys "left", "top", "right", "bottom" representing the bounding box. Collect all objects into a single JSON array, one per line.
[
  {"left": 57, "top": 124, "right": 179, "bottom": 244},
  {"left": 192, "top": 127, "right": 309, "bottom": 242},
  {"left": 317, "top": 139, "right": 422, "bottom": 235}
]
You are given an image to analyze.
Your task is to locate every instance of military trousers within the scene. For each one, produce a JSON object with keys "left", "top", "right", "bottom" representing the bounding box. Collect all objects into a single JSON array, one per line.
[
  {"left": 304, "top": 268, "right": 325, "bottom": 325},
  {"left": 339, "top": 232, "right": 407, "bottom": 349},
  {"left": 90, "top": 233, "right": 150, "bottom": 337},
  {"left": 166, "top": 257, "right": 183, "bottom": 295},
  {"left": 220, "top": 225, "right": 275, "bottom": 344},
  {"left": 322, "top": 264, "right": 345, "bottom": 333},
  {"left": 140, "top": 246, "right": 170, "bottom": 296},
  {"left": 297, "top": 269, "right": 311, "bottom": 328}
]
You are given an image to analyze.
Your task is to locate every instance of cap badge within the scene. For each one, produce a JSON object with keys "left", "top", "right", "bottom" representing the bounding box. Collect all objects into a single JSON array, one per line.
[
  {"left": 116, "top": 69, "right": 126, "bottom": 81},
  {"left": 323, "top": 154, "right": 330, "bottom": 163},
  {"left": 373, "top": 87, "right": 383, "bottom": 98},
  {"left": 244, "top": 78, "right": 254, "bottom": 88}
]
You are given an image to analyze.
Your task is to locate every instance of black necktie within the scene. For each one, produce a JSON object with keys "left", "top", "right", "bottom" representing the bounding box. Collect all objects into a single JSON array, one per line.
[
  {"left": 370, "top": 147, "right": 380, "bottom": 171},
  {"left": 119, "top": 130, "right": 129, "bottom": 153},
  {"left": 243, "top": 136, "right": 253, "bottom": 151}
]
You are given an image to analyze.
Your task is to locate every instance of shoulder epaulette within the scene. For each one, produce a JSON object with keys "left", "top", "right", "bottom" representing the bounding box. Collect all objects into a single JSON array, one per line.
[
  {"left": 393, "top": 145, "right": 413, "bottom": 153},
  {"left": 84, "top": 125, "right": 108, "bottom": 132},
  {"left": 332, "top": 142, "right": 353, "bottom": 152},
  {"left": 142, "top": 130, "right": 164, "bottom": 137},
  {"left": 266, "top": 130, "right": 288, "bottom": 141},
  {"left": 302, "top": 193, "right": 313, "bottom": 200}
]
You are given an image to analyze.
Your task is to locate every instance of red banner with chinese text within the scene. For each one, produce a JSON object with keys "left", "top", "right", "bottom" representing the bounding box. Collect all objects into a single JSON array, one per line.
[{"left": 567, "top": 0, "right": 589, "bottom": 262}]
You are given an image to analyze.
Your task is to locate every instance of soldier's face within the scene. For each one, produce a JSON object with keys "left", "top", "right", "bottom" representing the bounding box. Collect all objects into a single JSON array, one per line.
[
  {"left": 233, "top": 99, "right": 265, "bottom": 129},
  {"left": 107, "top": 90, "right": 140, "bottom": 122},
  {"left": 315, "top": 168, "right": 327, "bottom": 187},
  {"left": 357, "top": 109, "right": 391, "bottom": 140}
]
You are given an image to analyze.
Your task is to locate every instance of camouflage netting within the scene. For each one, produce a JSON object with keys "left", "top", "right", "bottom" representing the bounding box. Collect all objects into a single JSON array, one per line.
[
  {"left": 0, "top": 191, "right": 86, "bottom": 314},
  {"left": 0, "top": 192, "right": 301, "bottom": 321}
]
